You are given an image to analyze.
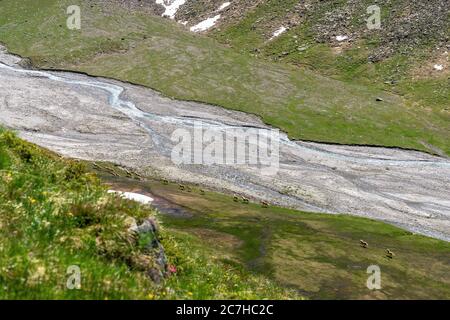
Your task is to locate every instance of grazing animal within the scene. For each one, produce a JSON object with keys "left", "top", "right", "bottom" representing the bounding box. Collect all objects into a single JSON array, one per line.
[
  {"left": 242, "top": 196, "right": 249, "bottom": 204},
  {"left": 261, "top": 201, "right": 269, "bottom": 208},
  {"left": 162, "top": 179, "right": 169, "bottom": 185},
  {"left": 200, "top": 189, "right": 205, "bottom": 195},
  {"left": 179, "top": 184, "right": 185, "bottom": 191},
  {"left": 386, "top": 249, "right": 394, "bottom": 259},
  {"left": 233, "top": 195, "right": 239, "bottom": 202},
  {"left": 360, "top": 240, "right": 368, "bottom": 248}
]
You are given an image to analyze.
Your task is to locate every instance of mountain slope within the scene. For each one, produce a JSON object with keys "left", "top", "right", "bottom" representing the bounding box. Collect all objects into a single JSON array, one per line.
[
  {"left": 0, "top": 128, "right": 298, "bottom": 299},
  {"left": 207, "top": 0, "right": 449, "bottom": 107}
]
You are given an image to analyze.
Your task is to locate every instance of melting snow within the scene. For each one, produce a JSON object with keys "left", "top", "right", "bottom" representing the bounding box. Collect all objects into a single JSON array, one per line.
[
  {"left": 155, "top": 0, "right": 186, "bottom": 19},
  {"left": 218, "top": 2, "right": 231, "bottom": 11},
  {"left": 336, "top": 35, "right": 349, "bottom": 42},
  {"left": 270, "top": 26, "right": 287, "bottom": 40},
  {"left": 108, "top": 190, "right": 154, "bottom": 205},
  {"left": 190, "top": 15, "right": 221, "bottom": 32},
  {"left": 433, "top": 64, "right": 444, "bottom": 71}
]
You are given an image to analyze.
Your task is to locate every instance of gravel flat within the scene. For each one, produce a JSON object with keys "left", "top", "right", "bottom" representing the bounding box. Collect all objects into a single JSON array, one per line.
[{"left": 1, "top": 45, "right": 449, "bottom": 241}]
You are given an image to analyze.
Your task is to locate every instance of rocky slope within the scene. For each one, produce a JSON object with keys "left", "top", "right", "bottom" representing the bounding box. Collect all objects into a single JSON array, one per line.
[{"left": 148, "top": 0, "right": 449, "bottom": 62}]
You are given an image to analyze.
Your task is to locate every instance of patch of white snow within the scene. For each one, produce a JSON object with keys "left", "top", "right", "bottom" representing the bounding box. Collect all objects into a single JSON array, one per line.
[
  {"left": 155, "top": 0, "right": 186, "bottom": 19},
  {"left": 218, "top": 2, "right": 231, "bottom": 11},
  {"left": 108, "top": 190, "right": 154, "bottom": 205},
  {"left": 270, "top": 26, "right": 287, "bottom": 40},
  {"left": 190, "top": 15, "right": 221, "bottom": 32},
  {"left": 336, "top": 35, "right": 349, "bottom": 42}
]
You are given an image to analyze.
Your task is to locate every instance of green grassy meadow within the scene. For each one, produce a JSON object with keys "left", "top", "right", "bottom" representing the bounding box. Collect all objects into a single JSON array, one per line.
[{"left": 100, "top": 172, "right": 450, "bottom": 300}]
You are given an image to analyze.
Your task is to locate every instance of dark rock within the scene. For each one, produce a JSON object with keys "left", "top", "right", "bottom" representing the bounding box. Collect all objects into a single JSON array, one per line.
[{"left": 128, "top": 217, "right": 168, "bottom": 282}]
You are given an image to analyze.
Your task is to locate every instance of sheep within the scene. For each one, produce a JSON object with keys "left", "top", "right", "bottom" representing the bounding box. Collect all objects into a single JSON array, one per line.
[
  {"left": 261, "top": 201, "right": 269, "bottom": 208},
  {"left": 242, "top": 196, "right": 249, "bottom": 204},
  {"left": 233, "top": 195, "right": 239, "bottom": 202},
  {"left": 360, "top": 240, "right": 368, "bottom": 248},
  {"left": 386, "top": 249, "right": 395, "bottom": 259},
  {"left": 199, "top": 189, "right": 205, "bottom": 195},
  {"left": 162, "top": 179, "right": 169, "bottom": 185},
  {"left": 179, "top": 184, "right": 185, "bottom": 191}
]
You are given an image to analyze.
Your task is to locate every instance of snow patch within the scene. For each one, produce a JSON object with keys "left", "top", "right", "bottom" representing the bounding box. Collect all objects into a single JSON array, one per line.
[
  {"left": 335, "top": 35, "right": 349, "bottom": 42},
  {"left": 433, "top": 64, "right": 444, "bottom": 71},
  {"left": 218, "top": 2, "right": 231, "bottom": 11},
  {"left": 108, "top": 190, "right": 154, "bottom": 205},
  {"left": 155, "top": 0, "right": 186, "bottom": 19},
  {"left": 190, "top": 15, "right": 221, "bottom": 32},
  {"left": 270, "top": 26, "right": 287, "bottom": 40}
]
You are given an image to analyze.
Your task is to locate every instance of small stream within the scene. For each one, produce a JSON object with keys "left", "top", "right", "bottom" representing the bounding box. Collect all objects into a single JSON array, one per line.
[{"left": 1, "top": 62, "right": 450, "bottom": 168}]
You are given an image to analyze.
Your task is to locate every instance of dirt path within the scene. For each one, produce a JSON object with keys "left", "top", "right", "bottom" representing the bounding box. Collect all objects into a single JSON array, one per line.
[{"left": 1, "top": 45, "right": 449, "bottom": 241}]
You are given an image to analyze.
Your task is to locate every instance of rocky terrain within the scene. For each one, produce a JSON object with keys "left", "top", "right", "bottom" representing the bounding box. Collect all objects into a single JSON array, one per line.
[{"left": 147, "top": 0, "right": 449, "bottom": 61}]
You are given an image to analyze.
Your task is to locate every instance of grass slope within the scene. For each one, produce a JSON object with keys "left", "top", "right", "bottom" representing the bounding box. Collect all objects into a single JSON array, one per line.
[
  {"left": 0, "top": 0, "right": 449, "bottom": 155},
  {"left": 0, "top": 128, "right": 298, "bottom": 299},
  {"left": 102, "top": 174, "right": 450, "bottom": 300},
  {"left": 212, "top": 0, "right": 450, "bottom": 154}
]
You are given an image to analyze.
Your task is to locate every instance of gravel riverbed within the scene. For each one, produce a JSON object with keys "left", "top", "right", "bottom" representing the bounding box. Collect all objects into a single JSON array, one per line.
[{"left": 1, "top": 45, "right": 449, "bottom": 241}]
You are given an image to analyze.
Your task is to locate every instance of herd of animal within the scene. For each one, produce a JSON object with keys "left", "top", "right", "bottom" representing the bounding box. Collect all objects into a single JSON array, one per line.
[
  {"left": 167, "top": 180, "right": 397, "bottom": 258},
  {"left": 360, "top": 240, "right": 395, "bottom": 259},
  {"left": 163, "top": 179, "right": 270, "bottom": 208}
]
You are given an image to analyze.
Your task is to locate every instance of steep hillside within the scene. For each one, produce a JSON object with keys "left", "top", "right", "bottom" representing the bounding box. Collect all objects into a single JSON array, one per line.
[
  {"left": 0, "top": 128, "right": 298, "bottom": 299},
  {"left": 162, "top": 0, "right": 448, "bottom": 78},
  {"left": 155, "top": 0, "right": 450, "bottom": 153},
  {"left": 208, "top": 0, "right": 449, "bottom": 103},
  {"left": 172, "top": 0, "right": 448, "bottom": 63}
]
